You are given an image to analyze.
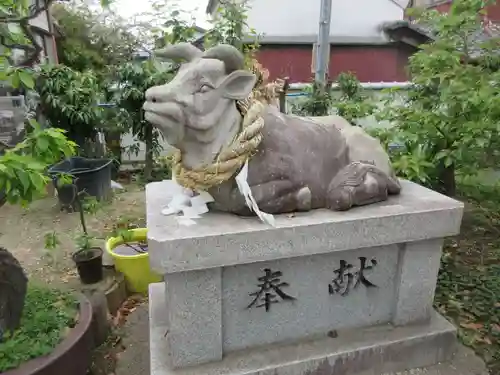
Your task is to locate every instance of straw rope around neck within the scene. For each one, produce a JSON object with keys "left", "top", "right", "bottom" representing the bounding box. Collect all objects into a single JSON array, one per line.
[{"left": 170, "top": 61, "right": 284, "bottom": 192}]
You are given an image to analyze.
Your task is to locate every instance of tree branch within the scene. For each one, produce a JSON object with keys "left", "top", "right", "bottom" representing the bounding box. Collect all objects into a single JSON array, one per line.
[
  {"left": 0, "top": 0, "right": 55, "bottom": 23},
  {"left": 0, "top": 0, "right": 50, "bottom": 67}
]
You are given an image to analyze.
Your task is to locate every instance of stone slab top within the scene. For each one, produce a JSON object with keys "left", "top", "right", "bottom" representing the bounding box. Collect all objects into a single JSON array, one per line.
[{"left": 147, "top": 180, "right": 464, "bottom": 274}]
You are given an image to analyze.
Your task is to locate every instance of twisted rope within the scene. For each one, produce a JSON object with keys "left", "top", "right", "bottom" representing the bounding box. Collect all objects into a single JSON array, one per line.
[{"left": 171, "top": 61, "right": 284, "bottom": 192}]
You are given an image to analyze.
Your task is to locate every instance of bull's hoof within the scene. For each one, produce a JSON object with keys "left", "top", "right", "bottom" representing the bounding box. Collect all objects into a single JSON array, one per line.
[
  {"left": 326, "top": 186, "right": 353, "bottom": 211},
  {"left": 296, "top": 187, "right": 312, "bottom": 211}
]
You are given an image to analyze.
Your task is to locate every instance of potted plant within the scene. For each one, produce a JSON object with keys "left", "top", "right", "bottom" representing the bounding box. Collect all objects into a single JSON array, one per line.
[
  {"left": 73, "top": 233, "right": 104, "bottom": 285},
  {"left": 105, "top": 220, "right": 161, "bottom": 294},
  {"left": 0, "top": 258, "right": 93, "bottom": 375}
]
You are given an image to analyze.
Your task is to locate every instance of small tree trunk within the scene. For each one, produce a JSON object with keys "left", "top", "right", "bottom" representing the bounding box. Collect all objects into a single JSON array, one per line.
[
  {"left": 438, "top": 163, "right": 456, "bottom": 197},
  {"left": 144, "top": 123, "right": 153, "bottom": 182},
  {"left": 279, "top": 78, "right": 289, "bottom": 114}
]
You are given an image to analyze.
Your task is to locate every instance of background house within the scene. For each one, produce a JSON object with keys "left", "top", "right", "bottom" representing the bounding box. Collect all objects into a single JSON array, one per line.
[
  {"left": 206, "top": 0, "right": 418, "bottom": 84},
  {"left": 206, "top": 0, "right": 500, "bottom": 85},
  {"left": 29, "top": 0, "right": 59, "bottom": 65},
  {"left": 413, "top": 0, "right": 500, "bottom": 18},
  {"left": 0, "top": 0, "right": 58, "bottom": 146},
  {"left": 9, "top": 0, "right": 59, "bottom": 66}
]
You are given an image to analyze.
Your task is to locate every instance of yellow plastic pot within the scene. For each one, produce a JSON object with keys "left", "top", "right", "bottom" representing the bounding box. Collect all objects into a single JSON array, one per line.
[{"left": 106, "top": 228, "right": 161, "bottom": 294}]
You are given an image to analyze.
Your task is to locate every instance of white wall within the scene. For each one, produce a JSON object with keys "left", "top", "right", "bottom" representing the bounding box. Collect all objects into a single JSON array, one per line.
[
  {"left": 223, "top": 0, "right": 410, "bottom": 40},
  {"left": 121, "top": 131, "right": 175, "bottom": 164},
  {"left": 29, "top": 0, "right": 50, "bottom": 32}
]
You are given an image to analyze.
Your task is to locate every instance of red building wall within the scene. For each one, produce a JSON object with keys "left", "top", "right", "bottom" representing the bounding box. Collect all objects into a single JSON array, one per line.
[{"left": 256, "top": 44, "right": 414, "bottom": 83}]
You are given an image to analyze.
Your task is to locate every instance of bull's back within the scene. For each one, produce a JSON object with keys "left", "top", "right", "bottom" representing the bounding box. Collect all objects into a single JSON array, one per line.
[
  {"left": 251, "top": 108, "right": 349, "bottom": 201},
  {"left": 306, "top": 115, "right": 393, "bottom": 175}
]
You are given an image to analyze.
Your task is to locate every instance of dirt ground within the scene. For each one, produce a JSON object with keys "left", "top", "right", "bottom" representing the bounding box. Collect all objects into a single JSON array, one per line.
[{"left": 0, "top": 182, "right": 146, "bottom": 285}]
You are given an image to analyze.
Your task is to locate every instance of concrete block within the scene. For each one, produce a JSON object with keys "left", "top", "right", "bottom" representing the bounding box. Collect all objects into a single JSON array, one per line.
[
  {"left": 149, "top": 282, "right": 458, "bottom": 375},
  {"left": 147, "top": 180, "right": 463, "bottom": 274},
  {"left": 164, "top": 268, "right": 222, "bottom": 368},
  {"left": 392, "top": 239, "right": 444, "bottom": 325},
  {"left": 146, "top": 180, "right": 464, "bottom": 370}
]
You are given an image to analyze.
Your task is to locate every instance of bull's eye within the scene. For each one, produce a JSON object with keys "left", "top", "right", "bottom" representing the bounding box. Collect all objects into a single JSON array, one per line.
[
  {"left": 151, "top": 97, "right": 157, "bottom": 103},
  {"left": 199, "top": 84, "right": 211, "bottom": 93}
]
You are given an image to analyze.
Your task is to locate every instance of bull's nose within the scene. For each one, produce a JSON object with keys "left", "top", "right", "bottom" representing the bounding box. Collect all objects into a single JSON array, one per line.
[{"left": 145, "top": 88, "right": 159, "bottom": 103}]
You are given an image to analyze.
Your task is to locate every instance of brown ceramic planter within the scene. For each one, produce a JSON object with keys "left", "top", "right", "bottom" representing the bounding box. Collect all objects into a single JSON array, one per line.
[{"left": 3, "top": 294, "right": 94, "bottom": 375}]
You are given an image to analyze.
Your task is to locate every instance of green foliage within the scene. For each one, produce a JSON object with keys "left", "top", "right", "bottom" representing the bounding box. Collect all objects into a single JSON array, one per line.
[
  {"left": 0, "top": 0, "right": 113, "bottom": 84},
  {"left": 0, "top": 120, "right": 76, "bottom": 206},
  {"left": 36, "top": 65, "right": 103, "bottom": 146},
  {"left": 291, "top": 73, "right": 376, "bottom": 121},
  {"left": 81, "top": 195, "right": 102, "bottom": 215},
  {"left": 292, "top": 82, "right": 333, "bottom": 117},
  {"left": 0, "top": 285, "right": 78, "bottom": 372},
  {"left": 43, "top": 231, "right": 62, "bottom": 265},
  {"left": 377, "top": 0, "right": 500, "bottom": 196},
  {"left": 51, "top": 2, "right": 141, "bottom": 75},
  {"left": 0, "top": 0, "right": 79, "bottom": 210},
  {"left": 368, "top": 127, "right": 436, "bottom": 186},
  {"left": 0, "top": 3, "right": 42, "bottom": 89},
  {"left": 434, "top": 182, "right": 500, "bottom": 371},
  {"left": 74, "top": 232, "right": 93, "bottom": 251},
  {"left": 18, "top": 120, "right": 77, "bottom": 165},
  {"left": 44, "top": 231, "right": 60, "bottom": 251},
  {"left": 333, "top": 72, "right": 377, "bottom": 124},
  {"left": 154, "top": 9, "right": 198, "bottom": 49},
  {"left": 110, "top": 60, "right": 174, "bottom": 179},
  {"left": 204, "top": 0, "right": 261, "bottom": 64},
  {"left": 43, "top": 194, "right": 101, "bottom": 256}
]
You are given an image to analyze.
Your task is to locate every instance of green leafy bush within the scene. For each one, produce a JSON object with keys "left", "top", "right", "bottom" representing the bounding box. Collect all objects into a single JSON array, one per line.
[
  {"left": 377, "top": 0, "right": 500, "bottom": 196},
  {"left": 110, "top": 60, "right": 174, "bottom": 180},
  {"left": 291, "top": 82, "right": 333, "bottom": 117},
  {"left": 36, "top": 65, "right": 103, "bottom": 147},
  {"left": 0, "top": 286, "right": 78, "bottom": 372},
  {"left": 333, "top": 72, "right": 377, "bottom": 125},
  {"left": 0, "top": 120, "right": 76, "bottom": 206}
]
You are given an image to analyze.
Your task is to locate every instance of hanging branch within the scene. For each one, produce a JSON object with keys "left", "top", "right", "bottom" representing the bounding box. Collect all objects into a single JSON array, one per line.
[{"left": 0, "top": 0, "right": 56, "bottom": 67}]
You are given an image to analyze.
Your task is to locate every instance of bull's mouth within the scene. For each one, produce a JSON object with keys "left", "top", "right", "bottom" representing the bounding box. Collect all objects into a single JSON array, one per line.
[
  {"left": 143, "top": 102, "right": 184, "bottom": 127},
  {"left": 144, "top": 110, "right": 179, "bottom": 127}
]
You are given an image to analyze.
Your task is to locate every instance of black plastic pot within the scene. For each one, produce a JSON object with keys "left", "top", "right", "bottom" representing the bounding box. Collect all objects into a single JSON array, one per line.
[
  {"left": 72, "top": 247, "right": 104, "bottom": 284},
  {"left": 48, "top": 157, "right": 113, "bottom": 211}
]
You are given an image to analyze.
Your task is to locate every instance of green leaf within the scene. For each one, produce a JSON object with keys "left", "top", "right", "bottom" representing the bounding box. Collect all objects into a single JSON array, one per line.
[
  {"left": 8, "top": 71, "right": 20, "bottom": 89},
  {"left": 36, "top": 137, "right": 49, "bottom": 152},
  {"left": 15, "top": 170, "right": 31, "bottom": 194},
  {"left": 18, "top": 70, "right": 35, "bottom": 89}
]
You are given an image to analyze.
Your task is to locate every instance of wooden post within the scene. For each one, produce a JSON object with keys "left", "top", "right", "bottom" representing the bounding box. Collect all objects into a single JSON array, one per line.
[{"left": 279, "top": 78, "right": 290, "bottom": 114}]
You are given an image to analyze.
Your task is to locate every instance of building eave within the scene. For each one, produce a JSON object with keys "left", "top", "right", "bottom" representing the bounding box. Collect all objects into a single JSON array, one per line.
[
  {"left": 206, "top": 0, "right": 217, "bottom": 14},
  {"left": 381, "top": 20, "right": 433, "bottom": 47}
]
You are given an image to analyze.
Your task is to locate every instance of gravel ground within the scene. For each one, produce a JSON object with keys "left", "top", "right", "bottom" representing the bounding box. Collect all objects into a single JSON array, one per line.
[{"left": 0, "top": 183, "right": 146, "bottom": 285}]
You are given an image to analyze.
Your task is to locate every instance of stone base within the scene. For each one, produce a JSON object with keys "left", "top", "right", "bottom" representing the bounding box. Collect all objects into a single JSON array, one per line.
[{"left": 149, "top": 283, "right": 458, "bottom": 375}]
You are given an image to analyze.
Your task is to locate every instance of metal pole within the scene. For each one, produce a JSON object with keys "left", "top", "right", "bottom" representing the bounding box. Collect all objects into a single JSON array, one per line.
[{"left": 314, "top": 0, "right": 332, "bottom": 87}]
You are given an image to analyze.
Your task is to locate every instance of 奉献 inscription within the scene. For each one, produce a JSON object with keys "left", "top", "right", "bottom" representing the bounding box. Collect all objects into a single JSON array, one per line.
[
  {"left": 329, "top": 257, "right": 378, "bottom": 296},
  {"left": 247, "top": 268, "right": 296, "bottom": 312}
]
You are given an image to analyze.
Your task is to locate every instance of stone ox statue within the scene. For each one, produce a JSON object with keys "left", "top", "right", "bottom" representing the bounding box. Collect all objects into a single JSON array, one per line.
[{"left": 143, "top": 43, "right": 401, "bottom": 215}]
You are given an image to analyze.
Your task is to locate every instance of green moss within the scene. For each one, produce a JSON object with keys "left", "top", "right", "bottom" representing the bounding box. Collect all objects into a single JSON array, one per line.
[{"left": 0, "top": 285, "right": 78, "bottom": 372}]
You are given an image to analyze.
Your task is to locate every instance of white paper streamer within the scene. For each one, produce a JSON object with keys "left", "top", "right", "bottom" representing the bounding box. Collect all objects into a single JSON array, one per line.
[
  {"left": 235, "top": 160, "right": 276, "bottom": 227},
  {"left": 161, "top": 162, "right": 275, "bottom": 227},
  {"left": 161, "top": 175, "right": 214, "bottom": 225}
]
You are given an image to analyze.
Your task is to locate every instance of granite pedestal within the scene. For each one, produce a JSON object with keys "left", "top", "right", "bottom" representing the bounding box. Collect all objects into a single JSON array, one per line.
[{"left": 147, "top": 180, "right": 464, "bottom": 375}]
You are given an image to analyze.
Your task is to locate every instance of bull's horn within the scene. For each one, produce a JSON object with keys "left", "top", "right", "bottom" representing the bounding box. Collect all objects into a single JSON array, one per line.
[
  {"left": 155, "top": 43, "right": 202, "bottom": 62},
  {"left": 202, "top": 44, "right": 245, "bottom": 73}
]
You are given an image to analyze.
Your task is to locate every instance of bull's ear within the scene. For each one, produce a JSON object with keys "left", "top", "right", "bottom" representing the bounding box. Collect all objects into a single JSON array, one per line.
[{"left": 218, "top": 70, "right": 257, "bottom": 100}]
